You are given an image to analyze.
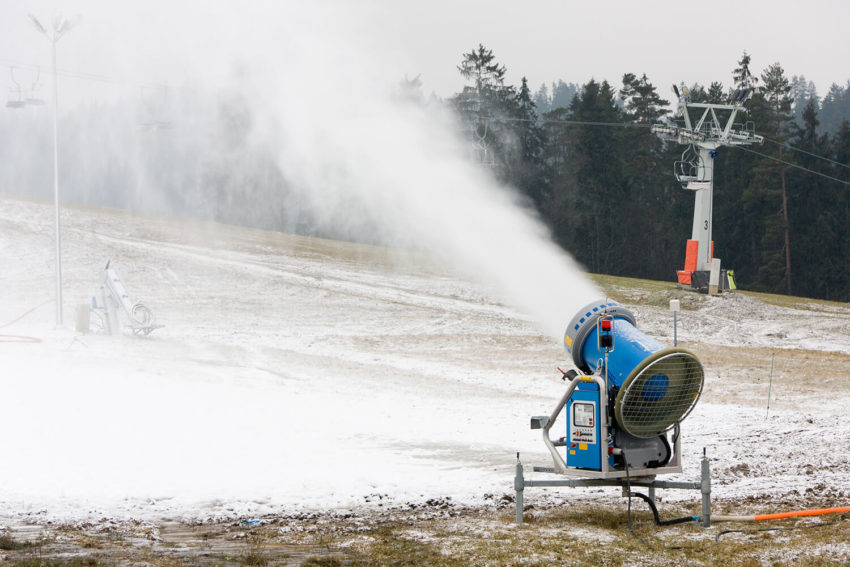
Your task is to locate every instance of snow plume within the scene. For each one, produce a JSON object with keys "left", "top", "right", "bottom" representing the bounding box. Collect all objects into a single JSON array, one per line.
[
  {"left": 12, "top": 1, "right": 600, "bottom": 337},
  {"left": 211, "top": 3, "right": 600, "bottom": 337}
]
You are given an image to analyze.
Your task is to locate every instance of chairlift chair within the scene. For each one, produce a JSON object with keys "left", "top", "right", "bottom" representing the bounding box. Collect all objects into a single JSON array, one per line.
[
  {"left": 26, "top": 67, "right": 46, "bottom": 106},
  {"left": 6, "top": 67, "right": 26, "bottom": 109}
]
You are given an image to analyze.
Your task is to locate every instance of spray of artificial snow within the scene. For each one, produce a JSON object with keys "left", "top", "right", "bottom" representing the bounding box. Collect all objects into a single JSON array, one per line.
[
  {"left": 214, "top": 2, "right": 602, "bottom": 338},
  {"left": 6, "top": 1, "right": 600, "bottom": 338}
]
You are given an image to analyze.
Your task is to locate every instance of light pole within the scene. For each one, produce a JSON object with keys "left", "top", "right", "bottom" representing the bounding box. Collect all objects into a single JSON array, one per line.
[{"left": 28, "top": 14, "right": 79, "bottom": 325}]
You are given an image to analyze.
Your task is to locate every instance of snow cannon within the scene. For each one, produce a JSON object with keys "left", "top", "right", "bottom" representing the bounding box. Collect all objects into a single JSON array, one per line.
[
  {"left": 532, "top": 300, "right": 704, "bottom": 477},
  {"left": 564, "top": 300, "right": 703, "bottom": 440}
]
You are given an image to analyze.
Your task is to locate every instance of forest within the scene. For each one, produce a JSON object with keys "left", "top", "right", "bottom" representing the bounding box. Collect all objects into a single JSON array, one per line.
[{"left": 447, "top": 46, "right": 850, "bottom": 301}]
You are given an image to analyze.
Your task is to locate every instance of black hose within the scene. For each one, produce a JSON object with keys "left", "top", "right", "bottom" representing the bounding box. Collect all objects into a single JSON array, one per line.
[
  {"left": 628, "top": 491, "right": 698, "bottom": 526},
  {"left": 715, "top": 521, "right": 838, "bottom": 543},
  {"left": 624, "top": 453, "right": 697, "bottom": 549},
  {"left": 624, "top": 460, "right": 651, "bottom": 547}
]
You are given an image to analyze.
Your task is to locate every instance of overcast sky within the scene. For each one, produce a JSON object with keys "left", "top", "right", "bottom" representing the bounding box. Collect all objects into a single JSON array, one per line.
[{"left": 1, "top": 0, "right": 848, "bottom": 107}]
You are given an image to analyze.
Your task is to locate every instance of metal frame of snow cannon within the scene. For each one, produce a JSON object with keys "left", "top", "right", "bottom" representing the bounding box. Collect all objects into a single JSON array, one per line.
[
  {"left": 91, "top": 260, "right": 160, "bottom": 336},
  {"left": 533, "top": 371, "right": 685, "bottom": 479},
  {"left": 515, "top": 300, "right": 711, "bottom": 526}
]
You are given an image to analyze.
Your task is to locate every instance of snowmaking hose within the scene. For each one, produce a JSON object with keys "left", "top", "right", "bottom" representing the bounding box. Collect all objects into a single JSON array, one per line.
[
  {"left": 710, "top": 506, "right": 850, "bottom": 523},
  {"left": 629, "top": 491, "right": 699, "bottom": 526},
  {"left": 0, "top": 301, "right": 50, "bottom": 343}
]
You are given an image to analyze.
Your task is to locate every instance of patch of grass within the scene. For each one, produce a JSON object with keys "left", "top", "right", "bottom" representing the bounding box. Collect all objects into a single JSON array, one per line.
[
  {"left": 302, "top": 557, "right": 343, "bottom": 567},
  {"left": 7, "top": 558, "right": 103, "bottom": 567},
  {"left": 242, "top": 550, "right": 268, "bottom": 566},
  {"left": 589, "top": 273, "right": 709, "bottom": 310},
  {"left": 0, "top": 534, "right": 30, "bottom": 550},
  {"left": 66, "top": 559, "right": 102, "bottom": 567}
]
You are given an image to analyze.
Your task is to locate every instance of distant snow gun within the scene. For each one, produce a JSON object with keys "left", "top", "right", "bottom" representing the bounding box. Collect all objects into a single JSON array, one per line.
[
  {"left": 516, "top": 300, "right": 711, "bottom": 526},
  {"left": 82, "top": 259, "right": 161, "bottom": 336}
]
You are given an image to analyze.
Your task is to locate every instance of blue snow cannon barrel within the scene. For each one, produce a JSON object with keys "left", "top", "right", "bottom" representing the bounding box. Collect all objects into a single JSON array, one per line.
[{"left": 564, "top": 300, "right": 704, "bottom": 438}]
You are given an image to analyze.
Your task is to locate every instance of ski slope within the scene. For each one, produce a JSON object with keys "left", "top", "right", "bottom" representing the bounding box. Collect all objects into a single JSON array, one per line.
[{"left": 2, "top": 195, "right": 849, "bottom": 522}]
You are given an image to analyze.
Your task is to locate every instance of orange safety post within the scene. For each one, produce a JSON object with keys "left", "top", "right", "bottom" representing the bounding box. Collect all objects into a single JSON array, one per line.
[
  {"left": 677, "top": 240, "right": 700, "bottom": 285},
  {"left": 683, "top": 240, "right": 699, "bottom": 272}
]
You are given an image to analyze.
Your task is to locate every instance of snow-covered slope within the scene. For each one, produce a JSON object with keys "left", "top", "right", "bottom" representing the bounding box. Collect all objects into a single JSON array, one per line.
[{"left": 2, "top": 195, "right": 849, "bottom": 522}]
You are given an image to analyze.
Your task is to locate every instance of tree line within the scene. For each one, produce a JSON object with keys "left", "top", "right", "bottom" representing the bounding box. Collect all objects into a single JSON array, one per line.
[
  {"left": 3, "top": 46, "right": 849, "bottom": 302},
  {"left": 448, "top": 45, "right": 850, "bottom": 301}
]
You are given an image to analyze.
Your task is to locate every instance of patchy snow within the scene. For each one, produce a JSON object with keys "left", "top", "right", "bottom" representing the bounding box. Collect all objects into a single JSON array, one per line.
[{"left": 1, "top": 195, "right": 849, "bottom": 522}]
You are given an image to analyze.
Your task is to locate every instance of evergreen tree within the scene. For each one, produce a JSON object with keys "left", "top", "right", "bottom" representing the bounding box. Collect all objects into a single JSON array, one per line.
[
  {"left": 747, "top": 62, "right": 794, "bottom": 293},
  {"left": 565, "top": 80, "right": 626, "bottom": 274},
  {"left": 452, "top": 47, "right": 547, "bottom": 209},
  {"left": 507, "top": 77, "right": 548, "bottom": 206},
  {"left": 619, "top": 73, "right": 679, "bottom": 277},
  {"left": 457, "top": 44, "right": 508, "bottom": 92},
  {"left": 820, "top": 82, "right": 850, "bottom": 135},
  {"left": 620, "top": 73, "right": 669, "bottom": 123},
  {"left": 707, "top": 82, "right": 726, "bottom": 104},
  {"left": 533, "top": 83, "right": 551, "bottom": 115},
  {"left": 396, "top": 74, "right": 425, "bottom": 105},
  {"left": 733, "top": 51, "right": 759, "bottom": 89},
  {"left": 452, "top": 44, "right": 517, "bottom": 174},
  {"left": 785, "top": 100, "right": 840, "bottom": 299},
  {"left": 789, "top": 75, "right": 819, "bottom": 126},
  {"left": 551, "top": 80, "right": 579, "bottom": 110}
]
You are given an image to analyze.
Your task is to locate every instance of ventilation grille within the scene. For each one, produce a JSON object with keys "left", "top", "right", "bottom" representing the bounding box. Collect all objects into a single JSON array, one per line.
[{"left": 615, "top": 351, "right": 704, "bottom": 438}]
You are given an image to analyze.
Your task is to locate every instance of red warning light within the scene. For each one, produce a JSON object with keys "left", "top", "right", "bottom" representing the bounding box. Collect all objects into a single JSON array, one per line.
[{"left": 600, "top": 319, "right": 612, "bottom": 331}]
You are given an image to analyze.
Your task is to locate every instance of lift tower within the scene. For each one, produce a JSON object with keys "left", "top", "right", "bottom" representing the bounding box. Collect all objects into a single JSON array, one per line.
[{"left": 652, "top": 85, "right": 763, "bottom": 291}]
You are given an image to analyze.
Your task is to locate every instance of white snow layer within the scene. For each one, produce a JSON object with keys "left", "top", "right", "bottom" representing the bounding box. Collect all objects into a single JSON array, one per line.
[{"left": 1, "top": 196, "right": 849, "bottom": 522}]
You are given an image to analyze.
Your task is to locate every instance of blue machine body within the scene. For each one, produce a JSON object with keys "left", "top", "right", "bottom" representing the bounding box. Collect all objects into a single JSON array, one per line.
[
  {"left": 560, "top": 300, "right": 704, "bottom": 470},
  {"left": 580, "top": 318, "right": 668, "bottom": 388},
  {"left": 565, "top": 381, "right": 602, "bottom": 470}
]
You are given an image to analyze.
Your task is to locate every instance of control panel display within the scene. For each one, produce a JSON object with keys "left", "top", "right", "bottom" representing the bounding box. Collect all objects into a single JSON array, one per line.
[{"left": 570, "top": 401, "right": 597, "bottom": 444}]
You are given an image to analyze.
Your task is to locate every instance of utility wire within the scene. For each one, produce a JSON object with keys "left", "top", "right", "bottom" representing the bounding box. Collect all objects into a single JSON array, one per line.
[{"left": 733, "top": 145, "right": 850, "bottom": 186}]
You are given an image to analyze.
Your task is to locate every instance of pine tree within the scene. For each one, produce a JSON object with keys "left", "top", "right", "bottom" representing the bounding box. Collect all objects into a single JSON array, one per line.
[
  {"left": 453, "top": 44, "right": 516, "bottom": 174},
  {"left": 619, "top": 73, "right": 679, "bottom": 277},
  {"left": 508, "top": 77, "right": 548, "bottom": 206},
  {"left": 457, "top": 44, "right": 508, "bottom": 92},
  {"left": 760, "top": 63, "right": 794, "bottom": 294},
  {"left": 789, "top": 75, "right": 819, "bottom": 126},
  {"left": 533, "top": 83, "right": 551, "bottom": 115},
  {"left": 800, "top": 101, "right": 839, "bottom": 298},
  {"left": 733, "top": 51, "right": 758, "bottom": 89},
  {"left": 820, "top": 82, "right": 850, "bottom": 135},
  {"left": 568, "top": 80, "right": 627, "bottom": 274},
  {"left": 707, "top": 82, "right": 726, "bottom": 104},
  {"left": 550, "top": 80, "right": 579, "bottom": 111},
  {"left": 620, "top": 73, "right": 670, "bottom": 123}
]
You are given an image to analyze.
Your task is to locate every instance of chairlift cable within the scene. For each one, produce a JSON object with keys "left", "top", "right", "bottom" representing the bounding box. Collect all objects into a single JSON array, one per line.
[
  {"left": 0, "top": 59, "right": 167, "bottom": 90},
  {"left": 733, "top": 145, "right": 850, "bottom": 186},
  {"left": 500, "top": 116, "right": 653, "bottom": 128},
  {"left": 760, "top": 135, "right": 850, "bottom": 171}
]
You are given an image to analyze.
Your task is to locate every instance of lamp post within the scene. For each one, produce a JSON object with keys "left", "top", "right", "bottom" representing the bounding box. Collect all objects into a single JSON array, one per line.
[{"left": 28, "top": 14, "right": 79, "bottom": 325}]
